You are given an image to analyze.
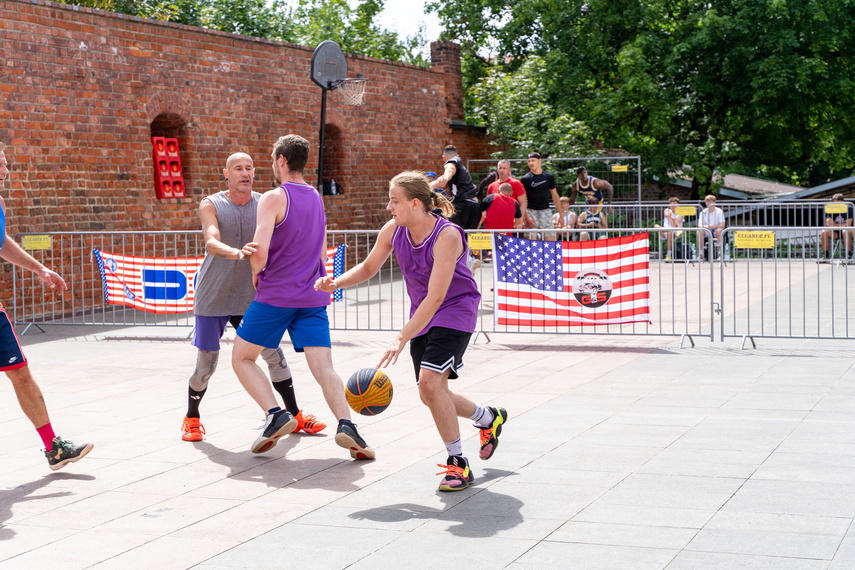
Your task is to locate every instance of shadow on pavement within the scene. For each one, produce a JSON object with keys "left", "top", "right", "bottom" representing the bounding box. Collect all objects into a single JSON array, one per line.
[
  {"left": 347, "top": 468, "right": 522, "bottom": 538},
  {"left": 192, "top": 439, "right": 365, "bottom": 493},
  {"left": 0, "top": 473, "right": 96, "bottom": 541}
]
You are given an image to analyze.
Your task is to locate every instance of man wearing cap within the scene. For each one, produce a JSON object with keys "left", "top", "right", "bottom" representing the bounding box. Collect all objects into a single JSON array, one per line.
[
  {"left": 519, "top": 152, "right": 564, "bottom": 241},
  {"left": 486, "top": 159, "right": 527, "bottom": 222},
  {"left": 429, "top": 145, "right": 480, "bottom": 231},
  {"left": 568, "top": 166, "right": 614, "bottom": 214}
]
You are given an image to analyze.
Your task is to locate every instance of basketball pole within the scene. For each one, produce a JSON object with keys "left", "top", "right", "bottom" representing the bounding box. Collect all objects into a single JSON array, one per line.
[{"left": 317, "top": 87, "right": 328, "bottom": 193}]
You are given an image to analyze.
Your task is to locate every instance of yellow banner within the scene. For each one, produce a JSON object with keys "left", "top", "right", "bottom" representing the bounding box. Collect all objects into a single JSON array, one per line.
[
  {"left": 734, "top": 231, "right": 775, "bottom": 249},
  {"left": 675, "top": 206, "right": 697, "bottom": 217},
  {"left": 22, "top": 235, "right": 52, "bottom": 250},
  {"left": 467, "top": 233, "right": 493, "bottom": 251},
  {"left": 610, "top": 164, "right": 628, "bottom": 172},
  {"left": 825, "top": 203, "right": 848, "bottom": 214}
]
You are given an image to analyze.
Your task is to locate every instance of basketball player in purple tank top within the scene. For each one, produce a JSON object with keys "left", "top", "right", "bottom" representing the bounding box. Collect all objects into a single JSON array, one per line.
[
  {"left": 316, "top": 171, "right": 508, "bottom": 492},
  {"left": 231, "top": 135, "right": 373, "bottom": 460}
]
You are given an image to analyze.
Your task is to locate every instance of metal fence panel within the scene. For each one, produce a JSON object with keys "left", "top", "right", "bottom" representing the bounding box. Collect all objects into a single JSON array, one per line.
[
  {"left": 12, "top": 231, "right": 203, "bottom": 330},
  {"left": 468, "top": 156, "right": 642, "bottom": 202},
  {"left": 718, "top": 227, "right": 855, "bottom": 342}
]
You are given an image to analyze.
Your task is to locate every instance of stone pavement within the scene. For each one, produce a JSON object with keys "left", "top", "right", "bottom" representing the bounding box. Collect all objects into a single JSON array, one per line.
[{"left": 1, "top": 322, "right": 854, "bottom": 569}]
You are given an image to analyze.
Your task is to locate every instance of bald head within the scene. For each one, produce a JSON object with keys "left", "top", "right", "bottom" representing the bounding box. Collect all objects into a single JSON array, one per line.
[{"left": 226, "top": 152, "right": 252, "bottom": 169}]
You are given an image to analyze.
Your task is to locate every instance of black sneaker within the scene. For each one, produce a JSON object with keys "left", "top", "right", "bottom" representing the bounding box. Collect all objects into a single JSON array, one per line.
[
  {"left": 437, "top": 455, "right": 474, "bottom": 492},
  {"left": 251, "top": 410, "right": 297, "bottom": 454},
  {"left": 45, "top": 437, "right": 94, "bottom": 471},
  {"left": 334, "top": 421, "right": 375, "bottom": 460}
]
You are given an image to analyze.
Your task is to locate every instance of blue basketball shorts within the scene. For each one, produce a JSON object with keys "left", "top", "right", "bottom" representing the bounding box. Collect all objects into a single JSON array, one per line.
[
  {"left": 236, "top": 302, "right": 331, "bottom": 352},
  {"left": 191, "top": 315, "right": 243, "bottom": 351},
  {"left": 0, "top": 308, "right": 27, "bottom": 372},
  {"left": 409, "top": 326, "right": 471, "bottom": 382}
]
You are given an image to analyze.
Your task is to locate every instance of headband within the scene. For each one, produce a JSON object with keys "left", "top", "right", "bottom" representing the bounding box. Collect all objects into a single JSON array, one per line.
[{"left": 528, "top": 153, "right": 541, "bottom": 159}]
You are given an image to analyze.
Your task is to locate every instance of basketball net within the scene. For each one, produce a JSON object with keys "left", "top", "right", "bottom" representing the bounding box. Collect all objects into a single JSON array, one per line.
[{"left": 338, "top": 78, "right": 367, "bottom": 106}]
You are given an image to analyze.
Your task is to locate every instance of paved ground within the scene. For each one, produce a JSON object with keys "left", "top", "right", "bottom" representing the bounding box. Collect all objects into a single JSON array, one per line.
[{"left": 1, "top": 318, "right": 854, "bottom": 569}]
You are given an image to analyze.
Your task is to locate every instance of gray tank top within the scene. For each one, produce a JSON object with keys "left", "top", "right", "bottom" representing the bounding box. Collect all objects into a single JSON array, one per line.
[{"left": 193, "top": 191, "right": 259, "bottom": 316}]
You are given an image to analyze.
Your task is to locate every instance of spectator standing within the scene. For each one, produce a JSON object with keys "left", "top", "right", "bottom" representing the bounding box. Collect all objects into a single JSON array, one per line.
[
  {"left": 568, "top": 166, "right": 614, "bottom": 214},
  {"left": 429, "top": 145, "right": 480, "bottom": 231},
  {"left": 519, "top": 152, "right": 564, "bottom": 241},
  {"left": 486, "top": 159, "right": 528, "bottom": 222}
]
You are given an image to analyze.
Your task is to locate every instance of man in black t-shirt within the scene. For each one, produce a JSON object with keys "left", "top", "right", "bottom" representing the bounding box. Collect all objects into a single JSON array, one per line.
[
  {"left": 429, "top": 145, "right": 480, "bottom": 230},
  {"left": 519, "top": 152, "right": 564, "bottom": 241}
]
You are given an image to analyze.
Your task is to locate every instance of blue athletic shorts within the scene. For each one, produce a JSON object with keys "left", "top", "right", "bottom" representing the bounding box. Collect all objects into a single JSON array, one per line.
[
  {"left": 191, "top": 315, "right": 243, "bottom": 351},
  {"left": 0, "top": 309, "right": 27, "bottom": 371},
  {"left": 236, "top": 302, "right": 331, "bottom": 352}
]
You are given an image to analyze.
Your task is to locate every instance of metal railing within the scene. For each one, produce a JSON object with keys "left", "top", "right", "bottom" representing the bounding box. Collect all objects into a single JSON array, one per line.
[
  {"left": 468, "top": 156, "right": 642, "bottom": 202},
  {"left": 718, "top": 227, "right": 855, "bottom": 346},
  {"left": 10, "top": 225, "right": 854, "bottom": 345}
]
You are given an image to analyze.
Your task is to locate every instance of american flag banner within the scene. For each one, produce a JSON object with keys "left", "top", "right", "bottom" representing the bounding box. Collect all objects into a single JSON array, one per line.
[
  {"left": 494, "top": 233, "right": 650, "bottom": 326},
  {"left": 92, "top": 249, "right": 204, "bottom": 314},
  {"left": 325, "top": 244, "right": 346, "bottom": 302}
]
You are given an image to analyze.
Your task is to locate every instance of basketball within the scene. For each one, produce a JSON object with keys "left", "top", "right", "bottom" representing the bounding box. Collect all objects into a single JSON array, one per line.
[{"left": 345, "top": 368, "right": 393, "bottom": 416}]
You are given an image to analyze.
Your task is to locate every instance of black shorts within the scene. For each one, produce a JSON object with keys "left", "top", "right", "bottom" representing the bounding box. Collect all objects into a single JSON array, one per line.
[
  {"left": 0, "top": 309, "right": 27, "bottom": 371},
  {"left": 450, "top": 200, "right": 480, "bottom": 230},
  {"left": 410, "top": 326, "right": 471, "bottom": 382}
]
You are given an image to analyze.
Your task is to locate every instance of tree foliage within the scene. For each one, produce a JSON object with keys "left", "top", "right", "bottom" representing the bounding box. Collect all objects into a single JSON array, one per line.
[
  {"left": 57, "top": 0, "right": 427, "bottom": 66},
  {"left": 430, "top": 0, "right": 855, "bottom": 193},
  {"left": 469, "top": 56, "right": 601, "bottom": 159}
]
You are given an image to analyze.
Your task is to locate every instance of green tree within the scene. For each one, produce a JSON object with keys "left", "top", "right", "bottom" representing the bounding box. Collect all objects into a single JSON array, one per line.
[
  {"left": 291, "top": 0, "right": 428, "bottom": 65},
  {"left": 55, "top": 0, "right": 427, "bottom": 66},
  {"left": 431, "top": 0, "right": 855, "bottom": 194},
  {"left": 469, "top": 56, "right": 601, "bottom": 159}
]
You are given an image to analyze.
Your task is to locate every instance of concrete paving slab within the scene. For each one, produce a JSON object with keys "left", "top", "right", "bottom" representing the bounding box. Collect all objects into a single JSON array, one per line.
[{"left": 0, "top": 306, "right": 852, "bottom": 568}]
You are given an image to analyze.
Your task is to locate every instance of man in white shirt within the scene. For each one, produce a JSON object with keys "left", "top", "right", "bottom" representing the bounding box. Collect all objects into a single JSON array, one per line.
[{"left": 697, "top": 194, "right": 725, "bottom": 260}]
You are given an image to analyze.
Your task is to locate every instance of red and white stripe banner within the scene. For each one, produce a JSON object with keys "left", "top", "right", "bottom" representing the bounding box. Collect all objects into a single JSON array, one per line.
[{"left": 494, "top": 233, "right": 651, "bottom": 326}]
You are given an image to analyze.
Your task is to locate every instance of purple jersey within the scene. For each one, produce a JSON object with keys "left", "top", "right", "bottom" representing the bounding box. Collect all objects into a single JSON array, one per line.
[
  {"left": 392, "top": 215, "right": 481, "bottom": 336},
  {"left": 255, "top": 182, "right": 330, "bottom": 308}
]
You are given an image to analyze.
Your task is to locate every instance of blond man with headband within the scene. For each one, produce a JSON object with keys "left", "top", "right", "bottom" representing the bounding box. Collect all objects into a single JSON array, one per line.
[
  {"left": 316, "top": 171, "right": 507, "bottom": 492},
  {"left": 0, "top": 142, "right": 93, "bottom": 470}
]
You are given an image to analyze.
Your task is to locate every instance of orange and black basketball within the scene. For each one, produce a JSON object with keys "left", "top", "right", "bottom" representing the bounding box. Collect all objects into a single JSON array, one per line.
[{"left": 345, "top": 368, "right": 393, "bottom": 416}]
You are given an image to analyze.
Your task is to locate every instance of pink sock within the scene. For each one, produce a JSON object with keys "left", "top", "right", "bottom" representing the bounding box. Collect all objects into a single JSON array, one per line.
[{"left": 36, "top": 423, "right": 56, "bottom": 450}]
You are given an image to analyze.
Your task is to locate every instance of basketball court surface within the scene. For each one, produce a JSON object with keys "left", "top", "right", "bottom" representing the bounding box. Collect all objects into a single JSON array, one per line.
[{"left": 1, "top": 311, "right": 854, "bottom": 568}]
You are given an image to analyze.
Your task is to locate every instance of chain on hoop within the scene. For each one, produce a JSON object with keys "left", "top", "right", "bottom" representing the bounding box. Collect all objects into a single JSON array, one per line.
[{"left": 337, "top": 78, "right": 368, "bottom": 106}]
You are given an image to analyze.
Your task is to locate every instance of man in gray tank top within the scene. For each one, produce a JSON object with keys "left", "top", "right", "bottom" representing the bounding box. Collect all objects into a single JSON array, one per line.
[{"left": 181, "top": 152, "right": 325, "bottom": 442}]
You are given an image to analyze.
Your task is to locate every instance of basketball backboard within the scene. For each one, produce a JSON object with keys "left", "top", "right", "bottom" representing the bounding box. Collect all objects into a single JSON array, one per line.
[{"left": 311, "top": 41, "right": 347, "bottom": 90}]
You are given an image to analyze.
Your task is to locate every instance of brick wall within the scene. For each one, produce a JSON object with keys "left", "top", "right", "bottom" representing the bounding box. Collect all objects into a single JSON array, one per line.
[{"left": 0, "top": 0, "right": 486, "bottom": 237}]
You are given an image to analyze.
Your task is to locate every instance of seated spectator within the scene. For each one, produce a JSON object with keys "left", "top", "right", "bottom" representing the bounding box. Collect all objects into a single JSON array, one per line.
[
  {"left": 654, "top": 196, "right": 685, "bottom": 260},
  {"left": 697, "top": 194, "right": 725, "bottom": 260},
  {"left": 477, "top": 182, "right": 523, "bottom": 236},
  {"left": 552, "top": 196, "right": 577, "bottom": 240},
  {"left": 577, "top": 195, "right": 608, "bottom": 241},
  {"left": 820, "top": 193, "right": 854, "bottom": 259}
]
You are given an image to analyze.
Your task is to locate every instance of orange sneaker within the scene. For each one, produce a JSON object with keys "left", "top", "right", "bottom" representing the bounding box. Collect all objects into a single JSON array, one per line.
[
  {"left": 182, "top": 416, "right": 205, "bottom": 442},
  {"left": 437, "top": 456, "right": 474, "bottom": 491},
  {"left": 294, "top": 410, "right": 327, "bottom": 434}
]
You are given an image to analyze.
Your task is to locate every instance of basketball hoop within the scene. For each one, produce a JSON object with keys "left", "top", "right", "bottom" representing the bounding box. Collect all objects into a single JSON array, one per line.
[{"left": 337, "top": 78, "right": 368, "bottom": 106}]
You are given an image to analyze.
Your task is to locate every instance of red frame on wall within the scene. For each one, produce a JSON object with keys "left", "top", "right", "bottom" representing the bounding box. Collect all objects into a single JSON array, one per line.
[{"left": 151, "top": 136, "right": 186, "bottom": 199}]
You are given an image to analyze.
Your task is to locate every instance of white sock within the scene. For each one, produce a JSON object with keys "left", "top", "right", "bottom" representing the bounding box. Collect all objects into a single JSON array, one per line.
[
  {"left": 469, "top": 404, "right": 495, "bottom": 428},
  {"left": 444, "top": 438, "right": 463, "bottom": 458},
  {"left": 666, "top": 250, "right": 671, "bottom": 256}
]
